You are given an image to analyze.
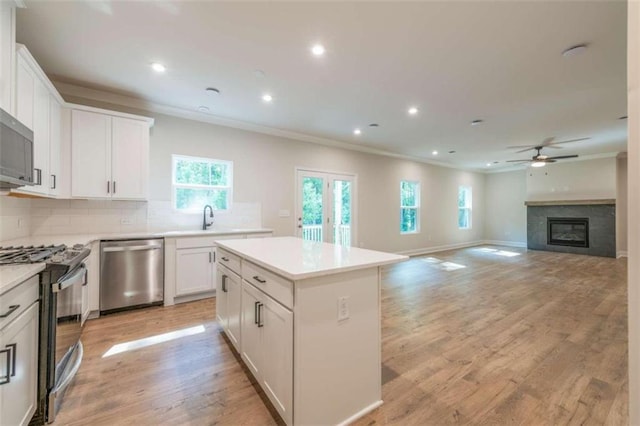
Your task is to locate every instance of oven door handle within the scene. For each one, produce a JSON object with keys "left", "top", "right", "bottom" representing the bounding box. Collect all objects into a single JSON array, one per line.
[
  {"left": 102, "top": 245, "right": 162, "bottom": 252},
  {"left": 53, "top": 265, "right": 87, "bottom": 293}
]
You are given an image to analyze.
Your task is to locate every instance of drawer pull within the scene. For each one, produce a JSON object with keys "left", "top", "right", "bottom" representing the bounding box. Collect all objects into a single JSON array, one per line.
[
  {"left": 221, "top": 257, "right": 230, "bottom": 262},
  {"left": 253, "top": 276, "right": 266, "bottom": 284},
  {"left": 0, "top": 305, "right": 19, "bottom": 318}
]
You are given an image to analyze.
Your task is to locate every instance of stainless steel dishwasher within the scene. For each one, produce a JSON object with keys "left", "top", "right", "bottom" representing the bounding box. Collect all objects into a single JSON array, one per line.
[{"left": 100, "top": 238, "right": 164, "bottom": 313}]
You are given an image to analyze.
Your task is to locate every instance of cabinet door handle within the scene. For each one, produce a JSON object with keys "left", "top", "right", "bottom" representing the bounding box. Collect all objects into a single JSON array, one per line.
[
  {"left": 254, "top": 301, "right": 260, "bottom": 324},
  {"left": 34, "top": 168, "right": 42, "bottom": 185},
  {"left": 107, "top": 181, "right": 110, "bottom": 194},
  {"left": 5, "top": 344, "right": 16, "bottom": 377},
  {"left": 222, "top": 275, "right": 227, "bottom": 293},
  {"left": 209, "top": 252, "right": 212, "bottom": 263},
  {"left": 253, "top": 275, "right": 266, "bottom": 284},
  {"left": 113, "top": 181, "right": 116, "bottom": 194},
  {"left": 0, "top": 347, "right": 9, "bottom": 385},
  {"left": 213, "top": 252, "right": 216, "bottom": 263},
  {"left": 51, "top": 174, "right": 56, "bottom": 190},
  {"left": 257, "top": 303, "right": 264, "bottom": 328},
  {"left": 0, "top": 305, "right": 19, "bottom": 318}
]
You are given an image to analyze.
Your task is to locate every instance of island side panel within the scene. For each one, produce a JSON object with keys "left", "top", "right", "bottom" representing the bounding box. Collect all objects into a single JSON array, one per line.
[{"left": 293, "top": 266, "right": 382, "bottom": 425}]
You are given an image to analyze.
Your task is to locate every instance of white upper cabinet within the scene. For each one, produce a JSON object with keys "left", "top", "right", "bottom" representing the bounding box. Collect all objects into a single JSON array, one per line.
[
  {"left": 70, "top": 106, "right": 152, "bottom": 200},
  {"left": 13, "top": 44, "right": 64, "bottom": 198},
  {"left": 0, "top": 1, "right": 16, "bottom": 114}
]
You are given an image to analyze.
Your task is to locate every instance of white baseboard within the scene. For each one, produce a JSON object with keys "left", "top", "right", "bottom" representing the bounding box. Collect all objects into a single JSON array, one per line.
[
  {"left": 482, "top": 240, "right": 527, "bottom": 248},
  {"left": 397, "top": 240, "right": 527, "bottom": 257},
  {"left": 397, "top": 240, "right": 485, "bottom": 256},
  {"left": 617, "top": 251, "right": 628, "bottom": 258}
]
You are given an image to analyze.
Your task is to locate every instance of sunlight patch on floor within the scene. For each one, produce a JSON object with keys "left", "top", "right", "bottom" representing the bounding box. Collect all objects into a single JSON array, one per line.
[
  {"left": 102, "top": 325, "right": 206, "bottom": 358},
  {"left": 420, "top": 257, "right": 467, "bottom": 271},
  {"left": 475, "top": 247, "right": 521, "bottom": 257}
]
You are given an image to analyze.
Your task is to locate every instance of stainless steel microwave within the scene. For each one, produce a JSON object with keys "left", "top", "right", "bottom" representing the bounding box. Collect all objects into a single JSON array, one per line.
[{"left": 0, "top": 107, "right": 34, "bottom": 189}]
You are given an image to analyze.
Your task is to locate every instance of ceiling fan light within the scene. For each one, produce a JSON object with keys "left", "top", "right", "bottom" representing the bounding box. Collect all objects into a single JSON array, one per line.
[{"left": 531, "top": 161, "right": 546, "bottom": 168}]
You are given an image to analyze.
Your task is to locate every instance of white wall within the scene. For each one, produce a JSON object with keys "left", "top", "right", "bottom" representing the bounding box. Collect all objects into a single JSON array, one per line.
[
  {"left": 526, "top": 157, "right": 617, "bottom": 201},
  {"left": 484, "top": 170, "right": 527, "bottom": 245},
  {"left": 616, "top": 154, "right": 628, "bottom": 256},
  {"left": 627, "top": 1, "right": 639, "bottom": 423}
]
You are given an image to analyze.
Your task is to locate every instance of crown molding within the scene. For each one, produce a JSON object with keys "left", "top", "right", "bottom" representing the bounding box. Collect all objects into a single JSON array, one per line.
[{"left": 52, "top": 80, "right": 470, "bottom": 172}]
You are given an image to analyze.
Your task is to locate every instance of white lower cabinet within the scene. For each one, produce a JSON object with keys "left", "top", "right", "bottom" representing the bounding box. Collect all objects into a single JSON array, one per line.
[
  {"left": 175, "top": 247, "right": 215, "bottom": 296},
  {"left": 240, "top": 281, "right": 293, "bottom": 425},
  {"left": 216, "top": 265, "right": 242, "bottom": 351},
  {"left": 0, "top": 302, "right": 39, "bottom": 426}
]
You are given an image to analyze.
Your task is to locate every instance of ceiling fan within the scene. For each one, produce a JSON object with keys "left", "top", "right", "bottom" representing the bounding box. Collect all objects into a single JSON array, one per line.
[
  {"left": 505, "top": 136, "right": 588, "bottom": 167},
  {"left": 506, "top": 146, "right": 578, "bottom": 167}
]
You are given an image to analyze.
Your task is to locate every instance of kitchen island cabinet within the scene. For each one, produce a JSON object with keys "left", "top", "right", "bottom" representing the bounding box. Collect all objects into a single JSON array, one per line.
[{"left": 216, "top": 237, "right": 407, "bottom": 426}]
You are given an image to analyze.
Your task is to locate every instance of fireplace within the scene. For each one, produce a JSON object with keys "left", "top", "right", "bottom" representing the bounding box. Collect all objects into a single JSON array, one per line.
[{"left": 547, "top": 218, "right": 589, "bottom": 248}]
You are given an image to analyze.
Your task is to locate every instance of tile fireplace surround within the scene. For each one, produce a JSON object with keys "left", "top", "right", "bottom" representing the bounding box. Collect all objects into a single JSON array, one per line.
[{"left": 526, "top": 199, "right": 616, "bottom": 258}]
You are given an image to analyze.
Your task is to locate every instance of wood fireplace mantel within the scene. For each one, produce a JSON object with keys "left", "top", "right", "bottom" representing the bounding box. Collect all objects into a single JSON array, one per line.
[{"left": 524, "top": 199, "right": 616, "bottom": 206}]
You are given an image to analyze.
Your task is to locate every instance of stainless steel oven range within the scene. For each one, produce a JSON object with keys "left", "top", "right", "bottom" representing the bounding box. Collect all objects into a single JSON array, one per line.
[{"left": 0, "top": 243, "right": 90, "bottom": 424}]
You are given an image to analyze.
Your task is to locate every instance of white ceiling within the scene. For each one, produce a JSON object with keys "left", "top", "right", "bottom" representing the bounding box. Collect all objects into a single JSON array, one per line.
[{"left": 16, "top": 1, "right": 628, "bottom": 171}]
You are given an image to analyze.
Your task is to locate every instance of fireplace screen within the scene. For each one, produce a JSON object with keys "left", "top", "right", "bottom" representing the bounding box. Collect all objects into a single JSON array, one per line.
[{"left": 547, "top": 218, "right": 589, "bottom": 248}]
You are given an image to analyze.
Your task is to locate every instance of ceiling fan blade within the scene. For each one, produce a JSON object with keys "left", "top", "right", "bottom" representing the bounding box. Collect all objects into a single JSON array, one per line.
[
  {"left": 505, "top": 159, "right": 532, "bottom": 163},
  {"left": 514, "top": 147, "right": 536, "bottom": 154},
  {"left": 547, "top": 137, "right": 589, "bottom": 146},
  {"left": 541, "top": 136, "right": 555, "bottom": 146},
  {"left": 546, "top": 155, "right": 579, "bottom": 160}
]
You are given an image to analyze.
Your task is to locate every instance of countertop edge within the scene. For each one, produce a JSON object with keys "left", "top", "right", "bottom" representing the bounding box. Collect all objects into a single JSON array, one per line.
[{"left": 0, "top": 263, "right": 45, "bottom": 296}]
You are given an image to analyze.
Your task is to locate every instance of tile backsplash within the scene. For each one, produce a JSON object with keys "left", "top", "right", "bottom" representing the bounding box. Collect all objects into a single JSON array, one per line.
[
  {"left": 0, "top": 197, "right": 32, "bottom": 241},
  {"left": 0, "top": 195, "right": 262, "bottom": 241}
]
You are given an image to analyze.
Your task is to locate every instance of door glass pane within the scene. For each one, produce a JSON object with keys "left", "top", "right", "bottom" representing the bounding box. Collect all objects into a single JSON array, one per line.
[
  {"left": 302, "top": 177, "right": 323, "bottom": 242},
  {"left": 333, "top": 180, "right": 352, "bottom": 246}
]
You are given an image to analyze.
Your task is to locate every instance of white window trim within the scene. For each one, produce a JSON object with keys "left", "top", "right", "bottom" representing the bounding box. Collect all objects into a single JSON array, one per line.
[
  {"left": 400, "top": 180, "right": 420, "bottom": 234},
  {"left": 458, "top": 186, "right": 472, "bottom": 230},
  {"left": 171, "top": 154, "right": 234, "bottom": 213}
]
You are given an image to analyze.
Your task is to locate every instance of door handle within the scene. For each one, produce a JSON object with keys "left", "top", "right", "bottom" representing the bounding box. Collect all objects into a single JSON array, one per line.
[
  {"left": 257, "top": 303, "right": 264, "bottom": 328},
  {"left": 34, "top": 168, "right": 42, "bottom": 185},
  {"left": 113, "top": 181, "right": 116, "bottom": 194},
  {"left": 254, "top": 301, "right": 259, "bottom": 324},
  {"left": 209, "top": 252, "right": 212, "bottom": 263},
  {"left": 107, "top": 180, "right": 110, "bottom": 194},
  {"left": 5, "top": 344, "right": 16, "bottom": 377},
  {"left": 222, "top": 275, "right": 228, "bottom": 293},
  {"left": 51, "top": 174, "right": 56, "bottom": 190},
  {"left": 0, "top": 347, "right": 10, "bottom": 385}
]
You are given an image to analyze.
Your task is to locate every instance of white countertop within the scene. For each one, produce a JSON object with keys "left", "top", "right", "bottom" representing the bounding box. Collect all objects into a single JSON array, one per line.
[
  {"left": 0, "top": 228, "right": 273, "bottom": 248},
  {"left": 0, "top": 263, "right": 45, "bottom": 295},
  {"left": 217, "top": 236, "right": 408, "bottom": 280}
]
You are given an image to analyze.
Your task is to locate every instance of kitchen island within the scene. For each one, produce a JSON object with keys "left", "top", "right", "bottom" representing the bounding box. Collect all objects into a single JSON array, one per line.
[{"left": 215, "top": 237, "right": 407, "bottom": 426}]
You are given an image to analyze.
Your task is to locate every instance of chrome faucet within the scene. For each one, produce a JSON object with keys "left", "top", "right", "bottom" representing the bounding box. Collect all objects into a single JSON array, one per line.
[{"left": 203, "top": 205, "right": 214, "bottom": 230}]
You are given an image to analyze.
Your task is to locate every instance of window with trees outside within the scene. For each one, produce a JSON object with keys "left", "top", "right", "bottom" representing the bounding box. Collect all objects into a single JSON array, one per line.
[
  {"left": 458, "top": 186, "right": 472, "bottom": 229},
  {"left": 172, "top": 154, "right": 233, "bottom": 212},
  {"left": 400, "top": 180, "right": 420, "bottom": 234}
]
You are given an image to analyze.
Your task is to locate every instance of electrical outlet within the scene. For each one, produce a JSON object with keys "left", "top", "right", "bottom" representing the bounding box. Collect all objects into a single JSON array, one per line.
[{"left": 337, "top": 296, "right": 350, "bottom": 321}]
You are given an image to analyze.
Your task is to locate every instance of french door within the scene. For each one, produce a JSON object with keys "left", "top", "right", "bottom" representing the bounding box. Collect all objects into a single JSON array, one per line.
[{"left": 295, "top": 169, "right": 356, "bottom": 246}]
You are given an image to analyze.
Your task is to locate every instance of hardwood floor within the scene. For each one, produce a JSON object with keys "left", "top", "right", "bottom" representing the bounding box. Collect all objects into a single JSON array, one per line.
[{"left": 54, "top": 246, "right": 628, "bottom": 425}]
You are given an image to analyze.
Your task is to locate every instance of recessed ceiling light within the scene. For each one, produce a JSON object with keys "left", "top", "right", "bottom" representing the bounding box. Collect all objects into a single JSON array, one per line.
[
  {"left": 262, "top": 94, "right": 273, "bottom": 103},
  {"left": 151, "top": 62, "right": 166, "bottom": 73},
  {"left": 619, "top": 115, "right": 628, "bottom": 120},
  {"left": 486, "top": 163, "right": 492, "bottom": 167},
  {"left": 206, "top": 87, "right": 220, "bottom": 95},
  {"left": 432, "top": 150, "right": 438, "bottom": 156},
  {"left": 311, "top": 44, "right": 326, "bottom": 56},
  {"left": 408, "top": 107, "right": 419, "bottom": 115},
  {"left": 562, "top": 44, "right": 588, "bottom": 57},
  {"left": 197, "top": 106, "right": 209, "bottom": 113},
  {"left": 470, "top": 119, "right": 483, "bottom": 126},
  {"left": 353, "top": 128, "right": 362, "bottom": 135}
]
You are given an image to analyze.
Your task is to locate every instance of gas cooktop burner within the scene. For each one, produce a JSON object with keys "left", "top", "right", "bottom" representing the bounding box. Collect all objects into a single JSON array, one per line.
[{"left": 0, "top": 244, "right": 88, "bottom": 266}]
